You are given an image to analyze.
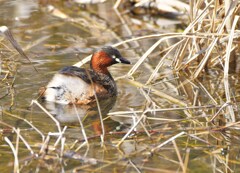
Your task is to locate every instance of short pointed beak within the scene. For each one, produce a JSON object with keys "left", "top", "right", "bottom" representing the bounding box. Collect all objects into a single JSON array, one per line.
[{"left": 119, "top": 56, "right": 131, "bottom": 64}]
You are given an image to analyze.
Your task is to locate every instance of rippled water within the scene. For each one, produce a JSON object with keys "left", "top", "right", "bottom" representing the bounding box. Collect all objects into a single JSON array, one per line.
[{"left": 1, "top": 0, "right": 240, "bottom": 172}]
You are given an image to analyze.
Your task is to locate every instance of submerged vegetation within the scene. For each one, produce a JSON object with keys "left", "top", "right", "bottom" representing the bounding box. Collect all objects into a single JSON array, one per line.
[{"left": 1, "top": 0, "right": 240, "bottom": 172}]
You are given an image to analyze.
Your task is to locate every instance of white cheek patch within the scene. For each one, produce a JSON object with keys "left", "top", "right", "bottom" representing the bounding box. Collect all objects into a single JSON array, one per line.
[
  {"left": 112, "top": 55, "right": 121, "bottom": 63},
  {"left": 115, "top": 58, "right": 121, "bottom": 63}
]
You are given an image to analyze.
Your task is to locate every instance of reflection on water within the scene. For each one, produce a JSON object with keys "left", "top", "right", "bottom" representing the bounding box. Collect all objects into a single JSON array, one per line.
[{"left": 41, "top": 96, "right": 117, "bottom": 124}]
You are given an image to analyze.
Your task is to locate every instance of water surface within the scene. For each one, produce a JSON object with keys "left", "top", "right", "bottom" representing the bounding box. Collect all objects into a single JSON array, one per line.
[{"left": 1, "top": 0, "right": 240, "bottom": 172}]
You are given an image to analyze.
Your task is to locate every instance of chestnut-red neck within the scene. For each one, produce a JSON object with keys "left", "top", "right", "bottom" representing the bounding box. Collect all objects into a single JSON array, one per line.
[{"left": 90, "top": 51, "right": 113, "bottom": 76}]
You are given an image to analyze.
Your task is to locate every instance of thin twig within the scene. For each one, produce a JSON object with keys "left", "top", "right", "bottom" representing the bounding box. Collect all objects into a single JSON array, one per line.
[{"left": 5, "top": 137, "right": 19, "bottom": 173}]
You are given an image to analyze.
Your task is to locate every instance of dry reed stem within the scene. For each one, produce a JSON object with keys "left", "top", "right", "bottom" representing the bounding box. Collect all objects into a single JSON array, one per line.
[
  {"left": 72, "top": 31, "right": 231, "bottom": 81},
  {"left": 187, "top": 134, "right": 210, "bottom": 145},
  {"left": 223, "top": 15, "right": 239, "bottom": 122},
  {"left": 0, "top": 121, "right": 35, "bottom": 155},
  {"left": 60, "top": 137, "right": 66, "bottom": 158},
  {"left": 225, "top": 0, "right": 238, "bottom": 32},
  {"left": 4, "top": 136, "right": 19, "bottom": 173},
  {"left": 15, "top": 128, "right": 20, "bottom": 173},
  {"left": 146, "top": 39, "right": 186, "bottom": 85},
  {"left": 139, "top": 88, "right": 158, "bottom": 114},
  {"left": 31, "top": 100, "right": 62, "bottom": 134},
  {"left": 116, "top": 112, "right": 146, "bottom": 147},
  {"left": 172, "top": 140, "right": 186, "bottom": 173},
  {"left": 193, "top": 0, "right": 237, "bottom": 78},
  {"left": 211, "top": 46, "right": 237, "bottom": 67},
  {"left": 73, "top": 33, "right": 190, "bottom": 67},
  {"left": 132, "top": 108, "right": 151, "bottom": 138},
  {"left": 125, "top": 79, "right": 187, "bottom": 106},
  {"left": 75, "top": 141, "right": 89, "bottom": 152},
  {"left": 151, "top": 131, "right": 185, "bottom": 152},
  {"left": 209, "top": 102, "right": 231, "bottom": 122},
  {"left": 92, "top": 147, "right": 148, "bottom": 172},
  {"left": 108, "top": 104, "right": 220, "bottom": 116},
  {"left": 114, "top": 0, "right": 122, "bottom": 9},
  {"left": 3, "top": 110, "right": 45, "bottom": 142},
  {"left": 0, "top": 26, "right": 37, "bottom": 72},
  {"left": 86, "top": 70, "right": 105, "bottom": 144},
  {"left": 128, "top": 159, "right": 141, "bottom": 173},
  {"left": 114, "top": 8, "right": 139, "bottom": 48},
  {"left": 23, "top": 35, "right": 50, "bottom": 52},
  {"left": 174, "top": 38, "right": 190, "bottom": 69},
  {"left": 14, "top": 128, "right": 35, "bottom": 155},
  {"left": 211, "top": 154, "right": 232, "bottom": 172},
  {"left": 26, "top": 22, "right": 65, "bottom": 33},
  {"left": 183, "top": 0, "right": 213, "bottom": 34},
  {"left": 39, "top": 135, "right": 50, "bottom": 156},
  {"left": 73, "top": 104, "right": 89, "bottom": 145},
  {"left": 127, "top": 35, "right": 180, "bottom": 76},
  {"left": 195, "top": 80, "right": 218, "bottom": 105},
  {"left": 184, "top": 148, "right": 190, "bottom": 172},
  {"left": 54, "top": 126, "right": 67, "bottom": 148}
]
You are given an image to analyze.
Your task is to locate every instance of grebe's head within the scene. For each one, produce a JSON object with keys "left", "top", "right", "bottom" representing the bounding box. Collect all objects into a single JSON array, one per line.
[{"left": 90, "top": 46, "right": 130, "bottom": 75}]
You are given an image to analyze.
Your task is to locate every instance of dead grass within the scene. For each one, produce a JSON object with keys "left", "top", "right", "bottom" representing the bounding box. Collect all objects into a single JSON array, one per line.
[{"left": 1, "top": 0, "right": 240, "bottom": 172}]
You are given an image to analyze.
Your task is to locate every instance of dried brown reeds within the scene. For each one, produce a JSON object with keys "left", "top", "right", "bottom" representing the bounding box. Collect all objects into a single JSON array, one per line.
[{"left": 1, "top": 0, "right": 240, "bottom": 172}]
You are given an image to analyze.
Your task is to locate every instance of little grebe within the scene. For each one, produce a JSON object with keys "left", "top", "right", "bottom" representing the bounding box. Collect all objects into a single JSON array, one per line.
[{"left": 40, "top": 46, "right": 130, "bottom": 104}]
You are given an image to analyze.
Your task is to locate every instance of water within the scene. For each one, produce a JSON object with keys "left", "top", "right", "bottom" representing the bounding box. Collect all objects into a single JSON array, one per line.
[{"left": 1, "top": 0, "right": 240, "bottom": 172}]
